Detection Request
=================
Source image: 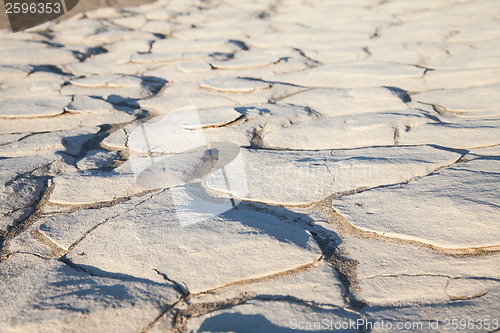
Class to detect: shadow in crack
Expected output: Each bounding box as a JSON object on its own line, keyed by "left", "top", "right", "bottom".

{"left": 59, "top": 257, "right": 173, "bottom": 287}
{"left": 139, "top": 76, "right": 168, "bottom": 96}
{"left": 197, "top": 312, "right": 335, "bottom": 333}
{"left": 48, "top": 282, "right": 131, "bottom": 304}
{"left": 178, "top": 201, "right": 342, "bottom": 253}
{"left": 124, "top": 192, "right": 331, "bottom": 252}
{"left": 33, "top": 258, "right": 178, "bottom": 313}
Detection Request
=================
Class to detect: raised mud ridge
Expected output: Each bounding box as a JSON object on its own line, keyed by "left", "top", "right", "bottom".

{"left": 0, "top": 0, "right": 499, "bottom": 331}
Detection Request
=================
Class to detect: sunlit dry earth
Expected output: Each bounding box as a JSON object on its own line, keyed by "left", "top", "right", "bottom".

{"left": 0, "top": 0, "right": 499, "bottom": 332}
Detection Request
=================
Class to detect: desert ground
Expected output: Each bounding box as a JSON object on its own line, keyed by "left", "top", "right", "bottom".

{"left": 0, "top": 0, "right": 499, "bottom": 332}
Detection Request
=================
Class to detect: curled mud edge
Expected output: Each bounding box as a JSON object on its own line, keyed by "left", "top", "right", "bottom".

{"left": 142, "top": 257, "right": 327, "bottom": 333}
{"left": 0, "top": 179, "right": 55, "bottom": 262}
{"left": 313, "top": 197, "right": 500, "bottom": 257}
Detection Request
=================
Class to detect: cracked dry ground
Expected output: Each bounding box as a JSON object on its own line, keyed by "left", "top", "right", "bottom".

{"left": 1, "top": 0, "right": 499, "bottom": 332}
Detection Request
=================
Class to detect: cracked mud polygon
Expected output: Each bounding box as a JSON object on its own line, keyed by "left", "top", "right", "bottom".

{"left": 0, "top": 0, "right": 499, "bottom": 332}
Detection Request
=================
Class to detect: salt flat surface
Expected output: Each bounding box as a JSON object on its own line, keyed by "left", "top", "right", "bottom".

{"left": 66, "top": 203, "right": 322, "bottom": 294}
{"left": 333, "top": 150, "right": 500, "bottom": 249}
{"left": 0, "top": 0, "right": 499, "bottom": 331}
{"left": 207, "top": 146, "right": 460, "bottom": 205}
{"left": 0, "top": 96, "right": 72, "bottom": 118}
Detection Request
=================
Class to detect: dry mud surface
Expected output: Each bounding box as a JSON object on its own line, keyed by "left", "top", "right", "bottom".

{"left": 0, "top": 0, "right": 499, "bottom": 332}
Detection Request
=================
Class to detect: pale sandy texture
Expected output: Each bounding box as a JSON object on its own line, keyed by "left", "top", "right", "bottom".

{"left": 0, "top": 0, "right": 499, "bottom": 332}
